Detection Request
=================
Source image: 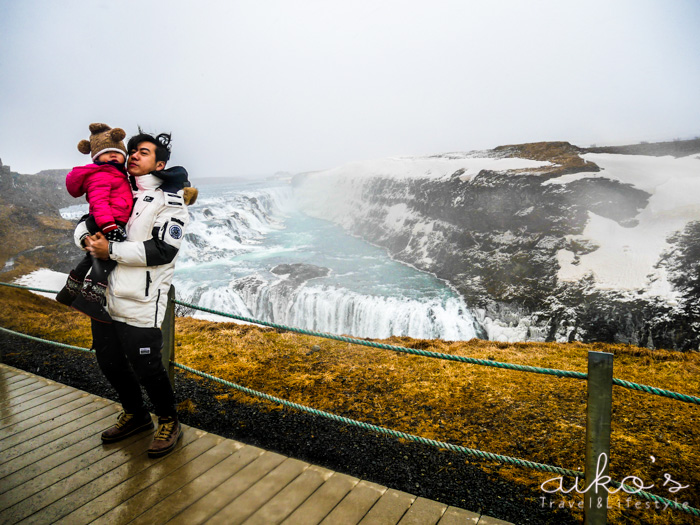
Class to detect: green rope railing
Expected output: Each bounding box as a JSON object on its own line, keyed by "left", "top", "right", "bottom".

{"left": 2, "top": 281, "right": 699, "bottom": 406}
{"left": 0, "top": 325, "right": 94, "bottom": 354}
{"left": 612, "top": 378, "right": 700, "bottom": 405}
{"left": 0, "top": 324, "right": 697, "bottom": 517}
{"left": 609, "top": 480, "right": 698, "bottom": 516}
{"left": 0, "top": 282, "right": 63, "bottom": 295}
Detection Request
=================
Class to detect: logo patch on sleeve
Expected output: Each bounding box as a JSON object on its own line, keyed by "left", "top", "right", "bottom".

{"left": 139, "top": 347, "right": 151, "bottom": 355}
{"left": 169, "top": 224, "right": 183, "bottom": 239}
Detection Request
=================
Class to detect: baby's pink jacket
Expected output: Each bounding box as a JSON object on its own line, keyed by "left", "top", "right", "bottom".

{"left": 66, "top": 164, "right": 133, "bottom": 230}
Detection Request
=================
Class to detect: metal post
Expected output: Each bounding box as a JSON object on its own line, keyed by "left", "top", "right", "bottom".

{"left": 161, "top": 285, "right": 176, "bottom": 388}
{"left": 584, "top": 351, "right": 614, "bottom": 525}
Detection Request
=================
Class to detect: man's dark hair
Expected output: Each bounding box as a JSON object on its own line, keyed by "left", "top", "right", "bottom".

{"left": 127, "top": 128, "right": 172, "bottom": 164}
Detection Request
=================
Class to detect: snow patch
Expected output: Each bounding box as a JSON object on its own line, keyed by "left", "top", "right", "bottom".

{"left": 13, "top": 269, "right": 67, "bottom": 299}
{"left": 555, "top": 153, "right": 700, "bottom": 300}
{"left": 541, "top": 171, "right": 601, "bottom": 185}
{"left": 310, "top": 154, "right": 551, "bottom": 181}
{"left": 384, "top": 203, "right": 409, "bottom": 228}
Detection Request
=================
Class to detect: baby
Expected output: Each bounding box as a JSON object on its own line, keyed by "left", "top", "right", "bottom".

{"left": 56, "top": 123, "right": 134, "bottom": 323}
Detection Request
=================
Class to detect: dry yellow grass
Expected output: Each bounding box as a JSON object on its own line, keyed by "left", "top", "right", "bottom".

{"left": 1, "top": 285, "right": 698, "bottom": 524}
{"left": 494, "top": 141, "right": 598, "bottom": 176}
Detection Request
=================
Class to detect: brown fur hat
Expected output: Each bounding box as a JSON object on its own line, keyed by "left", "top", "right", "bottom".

{"left": 77, "top": 123, "right": 127, "bottom": 161}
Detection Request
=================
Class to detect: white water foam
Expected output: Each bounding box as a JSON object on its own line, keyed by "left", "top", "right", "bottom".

{"left": 231, "top": 278, "right": 480, "bottom": 340}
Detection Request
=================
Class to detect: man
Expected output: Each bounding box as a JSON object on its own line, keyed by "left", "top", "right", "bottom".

{"left": 79, "top": 130, "right": 197, "bottom": 458}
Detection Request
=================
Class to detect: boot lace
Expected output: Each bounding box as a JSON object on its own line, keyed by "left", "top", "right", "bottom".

{"left": 115, "top": 412, "right": 135, "bottom": 429}
{"left": 154, "top": 419, "right": 177, "bottom": 440}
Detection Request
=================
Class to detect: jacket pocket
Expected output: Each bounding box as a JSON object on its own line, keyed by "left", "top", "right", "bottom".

{"left": 110, "top": 265, "right": 152, "bottom": 302}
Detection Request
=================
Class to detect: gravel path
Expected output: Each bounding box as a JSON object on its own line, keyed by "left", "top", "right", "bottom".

{"left": 0, "top": 332, "right": 577, "bottom": 524}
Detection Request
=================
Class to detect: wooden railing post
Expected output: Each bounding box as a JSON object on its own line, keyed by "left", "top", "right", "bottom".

{"left": 584, "top": 351, "right": 614, "bottom": 525}
{"left": 161, "top": 285, "right": 176, "bottom": 388}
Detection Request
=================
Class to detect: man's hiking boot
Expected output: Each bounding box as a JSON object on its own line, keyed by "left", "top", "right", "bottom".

{"left": 101, "top": 411, "right": 154, "bottom": 443}
{"left": 148, "top": 416, "right": 183, "bottom": 458}
{"left": 56, "top": 271, "right": 83, "bottom": 306}
{"left": 72, "top": 279, "right": 112, "bottom": 323}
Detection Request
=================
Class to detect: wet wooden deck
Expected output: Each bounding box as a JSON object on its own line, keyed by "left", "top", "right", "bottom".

{"left": 0, "top": 364, "right": 512, "bottom": 524}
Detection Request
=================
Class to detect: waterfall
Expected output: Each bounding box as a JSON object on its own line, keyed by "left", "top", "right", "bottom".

{"left": 171, "top": 180, "right": 483, "bottom": 340}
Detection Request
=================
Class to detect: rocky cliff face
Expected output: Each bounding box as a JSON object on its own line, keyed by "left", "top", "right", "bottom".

{"left": 293, "top": 141, "right": 700, "bottom": 350}
{"left": 0, "top": 159, "right": 76, "bottom": 276}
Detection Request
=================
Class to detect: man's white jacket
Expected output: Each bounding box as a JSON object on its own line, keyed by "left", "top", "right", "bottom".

{"left": 75, "top": 173, "right": 193, "bottom": 328}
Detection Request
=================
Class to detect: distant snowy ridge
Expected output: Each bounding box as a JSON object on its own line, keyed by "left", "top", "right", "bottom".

{"left": 293, "top": 142, "right": 700, "bottom": 348}
{"left": 307, "top": 153, "right": 552, "bottom": 181}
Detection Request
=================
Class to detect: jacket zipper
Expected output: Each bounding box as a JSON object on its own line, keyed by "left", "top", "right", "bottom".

{"left": 154, "top": 289, "right": 161, "bottom": 327}
{"left": 145, "top": 271, "right": 152, "bottom": 297}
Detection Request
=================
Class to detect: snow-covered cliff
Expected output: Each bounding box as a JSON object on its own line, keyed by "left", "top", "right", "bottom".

{"left": 293, "top": 141, "right": 700, "bottom": 349}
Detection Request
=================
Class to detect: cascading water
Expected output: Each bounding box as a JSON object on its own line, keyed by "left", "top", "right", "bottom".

{"left": 102, "top": 178, "right": 483, "bottom": 340}
{"left": 231, "top": 277, "right": 481, "bottom": 339}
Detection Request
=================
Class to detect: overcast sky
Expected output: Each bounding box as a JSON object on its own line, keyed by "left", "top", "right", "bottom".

{"left": 1, "top": 0, "right": 698, "bottom": 179}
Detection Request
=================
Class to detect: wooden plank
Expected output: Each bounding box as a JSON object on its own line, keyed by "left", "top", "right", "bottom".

{"left": 0, "top": 376, "right": 36, "bottom": 391}
{"left": 0, "top": 407, "right": 122, "bottom": 492}
{"left": 359, "top": 489, "right": 416, "bottom": 525}
{"left": 82, "top": 433, "right": 226, "bottom": 525}
{"left": 0, "top": 390, "right": 85, "bottom": 430}
{"left": 0, "top": 385, "right": 64, "bottom": 411}
{"left": 128, "top": 443, "right": 265, "bottom": 525}
{"left": 0, "top": 384, "right": 61, "bottom": 412}
{"left": 320, "top": 480, "right": 387, "bottom": 525}
{"left": 1, "top": 370, "right": 41, "bottom": 385}
{"left": 207, "top": 457, "right": 310, "bottom": 524}
{"left": 39, "top": 430, "right": 217, "bottom": 525}
{"left": 0, "top": 386, "right": 76, "bottom": 422}
{"left": 0, "top": 367, "right": 51, "bottom": 385}
{"left": 282, "top": 472, "right": 359, "bottom": 525}
{"left": 1, "top": 379, "right": 47, "bottom": 399}
{"left": 0, "top": 397, "right": 105, "bottom": 452}
{"left": 0, "top": 371, "right": 35, "bottom": 384}
{"left": 397, "top": 497, "right": 448, "bottom": 525}
{"left": 0, "top": 431, "right": 155, "bottom": 523}
{"left": 167, "top": 450, "right": 287, "bottom": 525}
{"left": 0, "top": 399, "right": 115, "bottom": 465}
{"left": 241, "top": 464, "right": 334, "bottom": 525}
{"left": 437, "top": 506, "right": 480, "bottom": 524}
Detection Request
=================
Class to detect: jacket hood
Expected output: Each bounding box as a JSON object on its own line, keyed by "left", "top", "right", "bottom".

{"left": 153, "top": 166, "right": 190, "bottom": 193}
{"left": 128, "top": 166, "right": 197, "bottom": 204}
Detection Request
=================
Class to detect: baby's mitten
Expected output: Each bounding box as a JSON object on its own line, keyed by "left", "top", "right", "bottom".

{"left": 102, "top": 223, "right": 127, "bottom": 242}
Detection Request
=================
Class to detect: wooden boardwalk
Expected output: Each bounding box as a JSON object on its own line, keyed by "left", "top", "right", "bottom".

{"left": 0, "top": 364, "right": 512, "bottom": 524}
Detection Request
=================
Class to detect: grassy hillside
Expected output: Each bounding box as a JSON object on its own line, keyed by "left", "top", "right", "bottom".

{"left": 0, "top": 167, "right": 77, "bottom": 278}
{"left": 1, "top": 284, "right": 698, "bottom": 524}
